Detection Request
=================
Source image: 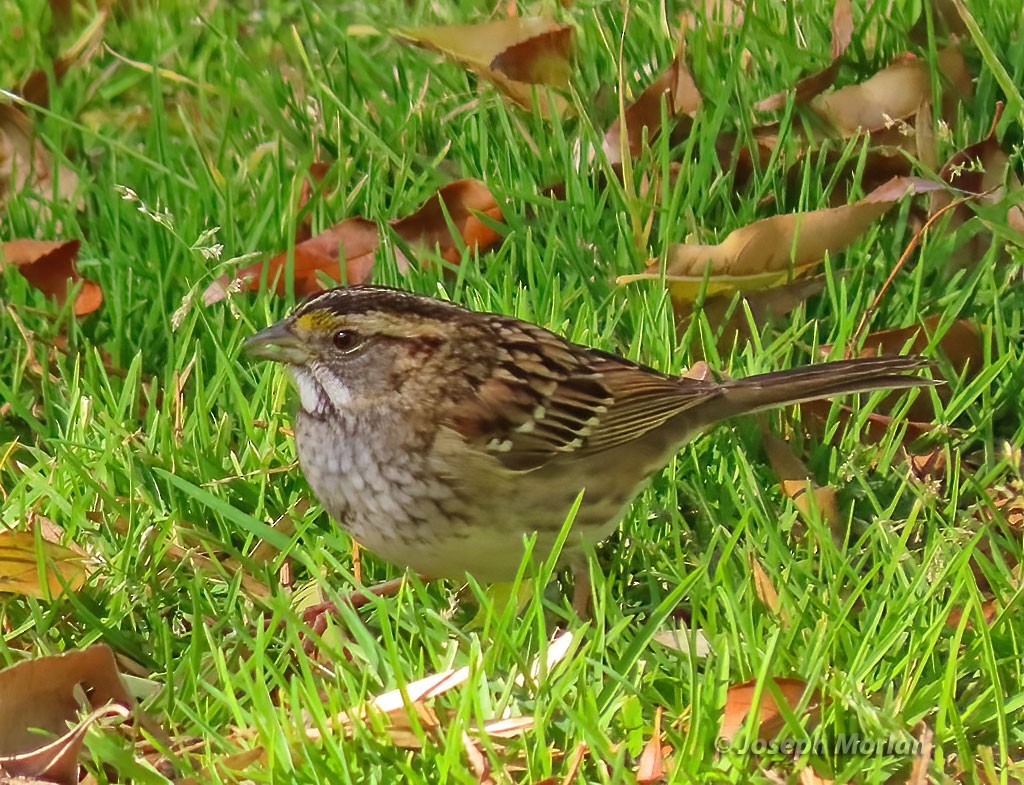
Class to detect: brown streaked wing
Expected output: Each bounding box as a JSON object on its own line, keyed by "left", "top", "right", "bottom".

{"left": 576, "top": 358, "right": 723, "bottom": 453}
{"left": 449, "top": 319, "right": 723, "bottom": 471}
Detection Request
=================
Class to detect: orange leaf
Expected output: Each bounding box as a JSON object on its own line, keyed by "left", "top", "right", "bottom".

{"left": 206, "top": 179, "right": 503, "bottom": 303}
{"left": 718, "top": 677, "right": 816, "bottom": 741}
{"left": 762, "top": 432, "right": 842, "bottom": 533}
{"left": 0, "top": 529, "right": 89, "bottom": 599}
{"left": 1, "top": 239, "right": 102, "bottom": 315}
{"left": 392, "top": 179, "right": 504, "bottom": 269}
{"left": 636, "top": 706, "right": 667, "bottom": 783}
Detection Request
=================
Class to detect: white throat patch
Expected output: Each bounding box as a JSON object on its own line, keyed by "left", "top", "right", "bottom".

{"left": 291, "top": 364, "right": 353, "bottom": 414}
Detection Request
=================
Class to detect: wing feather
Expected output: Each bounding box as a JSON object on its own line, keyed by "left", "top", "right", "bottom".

{"left": 448, "top": 319, "right": 723, "bottom": 471}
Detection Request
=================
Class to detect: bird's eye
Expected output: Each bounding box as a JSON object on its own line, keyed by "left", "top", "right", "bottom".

{"left": 332, "top": 329, "right": 362, "bottom": 353}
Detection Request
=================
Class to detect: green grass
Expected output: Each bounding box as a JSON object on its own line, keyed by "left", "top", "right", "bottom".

{"left": 2, "top": 0, "right": 1023, "bottom": 782}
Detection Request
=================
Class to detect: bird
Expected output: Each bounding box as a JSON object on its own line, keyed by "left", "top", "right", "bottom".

{"left": 245, "top": 284, "right": 935, "bottom": 612}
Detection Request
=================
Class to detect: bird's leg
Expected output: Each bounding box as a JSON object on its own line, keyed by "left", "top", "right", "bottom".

{"left": 570, "top": 557, "right": 592, "bottom": 619}
{"left": 300, "top": 575, "right": 411, "bottom": 633}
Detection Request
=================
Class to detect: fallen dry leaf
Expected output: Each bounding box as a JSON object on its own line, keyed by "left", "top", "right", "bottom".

{"left": 0, "top": 528, "right": 90, "bottom": 599}
{"left": 309, "top": 665, "right": 470, "bottom": 742}
{"left": 603, "top": 47, "right": 702, "bottom": 167}
{"left": 762, "top": 432, "right": 842, "bottom": 534}
{"left": 684, "top": 276, "right": 827, "bottom": 357}
{"left": 811, "top": 46, "right": 971, "bottom": 137}
{"left": 391, "top": 178, "right": 505, "bottom": 271}
{"left": 0, "top": 644, "right": 167, "bottom": 775}
{"left": 463, "top": 732, "right": 498, "bottom": 785}
{"left": 829, "top": 315, "right": 984, "bottom": 376}
{"left": 1, "top": 239, "right": 103, "bottom": 315}
{"left": 206, "top": 179, "right": 503, "bottom": 303}
{"left": 931, "top": 104, "right": 1024, "bottom": 266}
{"left": 718, "top": 677, "right": 817, "bottom": 742}
{"left": 0, "top": 704, "right": 129, "bottom": 785}
{"left": 636, "top": 706, "right": 666, "bottom": 783}
{"left": 395, "top": 17, "right": 573, "bottom": 115}
{"left": 620, "top": 176, "right": 939, "bottom": 303}
{"left": 1, "top": 103, "right": 81, "bottom": 212}
{"left": 19, "top": 12, "right": 108, "bottom": 108}
{"left": 754, "top": 0, "right": 853, "bottom": 112}
{"left": 651, "top": 624, "right": 712, "bottom": 658}
{"left": 798, "top": 765, "right": 836, "bottom": 784}
{"left": 945, "top": 598, "right": 999, "bottom": 630}
{"left": 746, "top": 546, "right": 792, "bottom": 626}
{"left": 801, "top": 397, "right": 942, "bottom": 453}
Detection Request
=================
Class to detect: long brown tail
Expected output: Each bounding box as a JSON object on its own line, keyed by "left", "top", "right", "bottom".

{"left": 702, "top": 355, "right": 937, "bottom": 424}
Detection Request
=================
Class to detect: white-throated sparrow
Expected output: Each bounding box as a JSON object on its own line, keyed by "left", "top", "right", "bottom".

{"left": 246, "top": 285, "right": 934, "bottom": 606}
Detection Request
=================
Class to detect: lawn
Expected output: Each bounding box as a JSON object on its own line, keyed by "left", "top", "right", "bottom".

{"left": 1, "top": 0, "right": 1022, "bottom": 782}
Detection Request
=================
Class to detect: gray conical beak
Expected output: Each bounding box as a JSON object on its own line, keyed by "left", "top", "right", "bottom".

{"left": 243, "top": 321, "right": 313, "bottom": 364}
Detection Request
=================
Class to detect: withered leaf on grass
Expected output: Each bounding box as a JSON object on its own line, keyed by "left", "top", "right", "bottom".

{"left": 0, "top": 645, "right": 167, "bottom": 782}
{"left": 931, "top": 104, "right": 1024, "bottom": 265}
{"left": 0, "top": 705, "right": 129, "bottom": 785}
{"left": 754, "top": 0, "right": 853, "bottom": 112}
{"left": 800, "top": 398, "right": 940, "bottom": 452}
{"left": 395, "top": 17, "right": 573, "bottom": 115}
{"left": 684, "top": 276, "right": 826, "bottom": 357}
{"left": 1, "top": 239, "right": 103, "bottom": 316}
{"left": 635, "top": 706, "right": 666, "bottom": 784}
{"left": 0, "top": 103, "right": 80, "bottom": 208}
{"left": 0, "top": 529, "right": 90, "bottom": 599}
{"left": 762, "top": 432, "right": 841, "bottom": 532}
{"left": 747, "top": 547, "right": 791, "bottom": 626}
{"left": 620, "top": 176, "right": 939, "bottom": 304}
{"left": 19, "top": 11, "right": 108, "bottom": 108}
{"left": 602, "top": 48, "right": 702, "bottom": 166}
{"left": 811, "top": 46, "right": 971, "bottom": 137}
{"left": 718, "top": 677, "right": 818, "bottom": 742}
{"left": 205, "top": 179, "right": 503, "bottom": 303}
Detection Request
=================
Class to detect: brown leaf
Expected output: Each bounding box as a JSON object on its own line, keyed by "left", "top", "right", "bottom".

{"left": 801, "top": 399, "right": 939, "bottom": 450}
{"left": 620, "top": 176, "right": 939, "bottom": 303}
{"left": 747, "top": 549, "right": 790, "bottom": 625}
{"left": 684, "top": 276, "right": 826, "bottom": 357}
{"left": 798, "top": 766, "right": 835, "bottom": 785}
{"left": 762, "top": 431, "right": 842, "bottom": 541}
{"left": 832, "top": 316, "right": 984, "bottom": 374}
{"left": 463, "top": 732, "right": 497, "bottom": 785}
{"left": 19, "top": 12, "right": 108, "bottom": 108}
{"left": 0, "top": 705, "right": 129, "bottom": 785}
{"left": 392, "top": 179, "right": 504, "bottom": 270}
{"left": 825, "top": 315, "right": 982, "bottom": 422}
{"left": 811, "top": 46, "right": 971, "bottom": 136}
{"left": 206, "top": 179, "right": 503, "bottom": 304}
{"left": 2, "top": 239, "right": 103, "bottom": 315}
{"left": 636, "top": 706, "right": 666, "bottom": 783}
{"left": 1, "top": 103, "right": 81, "bottom": 212}
{"left": 718, "top": 677, "right": 817, "bottom": 741}
{"left": 754, "top": 0, "right": 853, "bottom": 112}
{"left": 603, "top": 48, "right": 701, "bottom": 166}
{"left": 945, "top": 599, "right": 999, "bottom": 630}
{"left": 907, "top": 725, "right": 934, "bottom": 785}
{"left": 0, "top": 529, "right": 89, "bottom": 599}
{"left": 489, "top": 26, "right": 573, "bottom": 87}
{"left": 0, "top": 645, "right": 166, "bottom": 770}
{"left": 395, "top": 18, "right": 573, "bottom": 114}
{"left": 931, "top": 104, "right": 1022, "bottom": 266}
